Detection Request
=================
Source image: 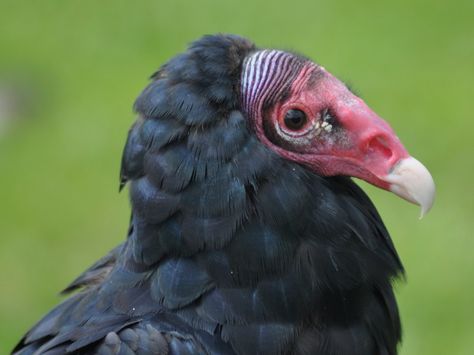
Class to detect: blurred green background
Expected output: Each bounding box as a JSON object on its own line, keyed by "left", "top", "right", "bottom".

{"left": 0, "top": 0, "right": 473, "bottom": 353}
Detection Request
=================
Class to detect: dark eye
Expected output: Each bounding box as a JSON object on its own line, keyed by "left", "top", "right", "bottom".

{"left": 284, "top": 109, "right": 307, "bottom": 130}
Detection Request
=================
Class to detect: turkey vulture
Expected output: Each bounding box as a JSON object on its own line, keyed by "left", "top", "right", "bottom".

{"left": 14, "top": 34, "right": 435, "bottom": 355}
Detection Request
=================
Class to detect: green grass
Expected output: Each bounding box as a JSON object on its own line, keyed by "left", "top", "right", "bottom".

{"left": 0, "top": 0, "right": 473, "bottom": 353}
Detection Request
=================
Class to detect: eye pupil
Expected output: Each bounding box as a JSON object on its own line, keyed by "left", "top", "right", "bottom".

{"left": 284, "top": 109, "right": 307, "bottom": 130}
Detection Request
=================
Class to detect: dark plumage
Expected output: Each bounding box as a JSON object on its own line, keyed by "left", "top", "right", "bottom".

{"left": 14, "top": 34, "right": 435, "bottom": 355}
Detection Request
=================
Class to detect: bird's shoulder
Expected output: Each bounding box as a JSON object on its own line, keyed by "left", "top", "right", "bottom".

{"left": 13, "top": 248, "right": 234, "bottom": 355}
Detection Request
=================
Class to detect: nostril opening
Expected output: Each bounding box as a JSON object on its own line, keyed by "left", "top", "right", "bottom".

{"left": 367, "top": 135, "right": 393, "bottom": 159}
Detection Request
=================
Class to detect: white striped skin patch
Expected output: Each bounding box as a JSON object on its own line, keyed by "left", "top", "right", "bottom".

{"left": 240, "top": 50, "right": 312, "bottom": 121}
{"left": 240, "top": 50, "right": 347, "bottom": 156}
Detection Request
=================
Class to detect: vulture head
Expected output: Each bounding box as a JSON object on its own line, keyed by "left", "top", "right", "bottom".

{"left": 132, "top": 34, "right": 435, "bottom": 217}
{"left": 241, "top": 50, "right": 435, "bottom": 216}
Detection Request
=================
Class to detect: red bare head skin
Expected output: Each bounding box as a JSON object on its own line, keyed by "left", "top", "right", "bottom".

{"left": 259, "top": 64, "right": 409, "bottom": 190}
{"left": 245, "top": 58, "right": 435, "bottom": 216}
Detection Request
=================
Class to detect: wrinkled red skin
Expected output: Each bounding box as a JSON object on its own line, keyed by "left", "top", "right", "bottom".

{"left": 255, "top": 63, "right": 410, "bottom": 190}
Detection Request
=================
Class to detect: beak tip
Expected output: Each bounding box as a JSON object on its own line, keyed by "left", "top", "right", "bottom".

{"left": 418, "top": 181, "right": 435, "bottom": 219}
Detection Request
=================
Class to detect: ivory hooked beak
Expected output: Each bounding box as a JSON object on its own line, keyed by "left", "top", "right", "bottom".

{"left": 385, "top": 157, "right": 435, "bottom": 218}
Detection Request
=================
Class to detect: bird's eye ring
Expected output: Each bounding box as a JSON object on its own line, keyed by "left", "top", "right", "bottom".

{"left": 283, "top": 109, "right": 307, "bottom": 131}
